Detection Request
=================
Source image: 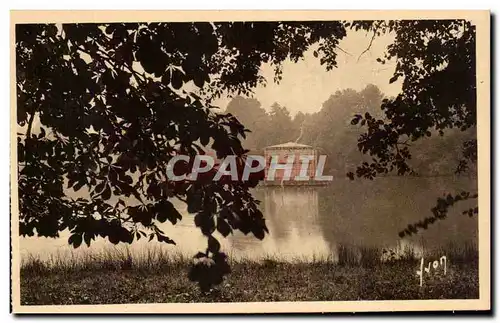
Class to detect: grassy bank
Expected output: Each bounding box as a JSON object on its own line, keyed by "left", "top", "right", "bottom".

{"left": 20, "top": 244, "right": 479, "bottom": 305}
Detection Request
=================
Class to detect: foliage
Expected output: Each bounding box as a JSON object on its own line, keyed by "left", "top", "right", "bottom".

{"left": 345, "top": 20, "right": 478, "bottom": 236}
{"left": 16, "top": 21, "right": 347, "bottom": 290}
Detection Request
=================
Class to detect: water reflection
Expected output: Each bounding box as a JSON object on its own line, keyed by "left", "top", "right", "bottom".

{"left": 20, "top": 176, "right": 478, "bottom": 262}
{"left": 232, "top": 187, "right": 331, "bottom": 260}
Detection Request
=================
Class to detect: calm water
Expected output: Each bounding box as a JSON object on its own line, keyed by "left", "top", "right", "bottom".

{"left": 20, "top": 176, "right": 478, "bottom": 262}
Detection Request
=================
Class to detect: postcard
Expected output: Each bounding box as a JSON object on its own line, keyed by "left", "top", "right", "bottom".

{"left": 10, "top": 10, "right": 490, "bottom": 314}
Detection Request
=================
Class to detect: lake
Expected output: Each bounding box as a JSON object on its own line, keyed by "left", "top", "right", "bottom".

{"left": 19, "top": 176, "right": 478, "bottom": 262}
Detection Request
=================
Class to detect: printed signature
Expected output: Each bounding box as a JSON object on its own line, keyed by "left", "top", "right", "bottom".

{"left": 416, "top": 256, "right": 447, "bottom": 287}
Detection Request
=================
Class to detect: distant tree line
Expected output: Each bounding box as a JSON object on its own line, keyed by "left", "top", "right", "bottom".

{"left": 225, "top": 84, "right": 476, "bottom": 177}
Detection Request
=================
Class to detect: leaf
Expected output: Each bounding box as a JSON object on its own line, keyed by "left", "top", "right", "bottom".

{"left": 83, "top": 233, "right": 92, "bottom": 247}
{"left": 216, "top": 218, "right": 231, "bottom": 237}
{"left": 68, "top": 233, "right": 82, "bottom": 248}
{"left": 187, "top": 192, "right": 203, "bottom": 213}
{"left": 95, "top": 182, "right": 106, "bottom": 195}
{"left": 193, "top": 69, "right": 206, "bottom": 88}
{"left": 102, "top": 184, "right": 112, "bottom": 200}
{"left": 157, "top": 234, "right": 176, "bottom": 245}
{"left": 170, "top": 69, "right": 184, "bottom": 90}
{"left": 207, "top": 235, "right": 221, "bottom": 253}
{"left": 251, "top": 226, "right": 265, "bottom": 240}
{"left": 200, "top": 134, "right": 209, "bottom": 146}
{"left": 194, "top": 252, "right": 206, "bottom": 259}
{"left": 195, "top": 211, "right": 215, "bottom": 236}
{"left": 73, "top": 180, "right": 85, "bottom": 192}
{"left": 157, "top": 212, "right": 168, "bottom": 223}
{"left": 38, "top": 127, "right": 46, "bottom": 139}
{"left": 67, "top": 177, "right": 76, "bottom": 189}
{"left": 109, "top": 233, "right": 120, "bottom": 245}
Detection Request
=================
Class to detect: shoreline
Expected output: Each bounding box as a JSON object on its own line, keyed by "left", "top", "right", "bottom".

{"left": 20, "top": 245, "right": 479, "bottom": 305}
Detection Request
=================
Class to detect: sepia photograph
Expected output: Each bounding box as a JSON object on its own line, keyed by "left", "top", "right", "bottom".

{"left": 10, "top": 10, "right": 490, "bottom": 314}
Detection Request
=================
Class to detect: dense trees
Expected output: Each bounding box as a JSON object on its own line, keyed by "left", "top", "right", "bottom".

{"left": 347, "top": 20, "right": 478, "bottom": 237}
{"left": 224, "top": 98, "right": 306, "bottom": 149}
{"left": 16, "top": 19, "right": 477, "bottom": 290}
{"left": 224, "top": 96, "right": 271, "bottom": 149}
{"left": 225, "top": 83, "right": 475, "bottom": 178}
{"left": 302, "top": 85, "right": 386, "bottom": 176}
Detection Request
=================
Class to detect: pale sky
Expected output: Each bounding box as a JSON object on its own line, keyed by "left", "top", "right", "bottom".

{"left": 213, "top": 29, "right": 403, "bottom": 116}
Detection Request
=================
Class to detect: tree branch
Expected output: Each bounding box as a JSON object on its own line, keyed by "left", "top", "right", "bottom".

{"left": 25, "top": 112, "right": 35, "bottom": 139}
{"left": 336, "top": 46, "right": 352, "bottom": 56}
{"left": 357, "top": 29, "right": 377, "bottom": 62}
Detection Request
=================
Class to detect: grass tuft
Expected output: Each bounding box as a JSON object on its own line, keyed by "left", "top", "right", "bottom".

{"left": 20, "top": 242, "right": 479, "bottom": 305}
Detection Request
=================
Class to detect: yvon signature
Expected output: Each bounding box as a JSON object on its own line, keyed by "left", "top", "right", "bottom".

{"left": 416, "top": 256, "right": 447, "bottom": 287}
